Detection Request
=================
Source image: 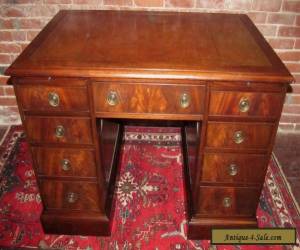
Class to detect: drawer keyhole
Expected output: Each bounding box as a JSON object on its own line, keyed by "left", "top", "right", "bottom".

{"left": 66, "top": 192, "right": 78, "bottom": 203}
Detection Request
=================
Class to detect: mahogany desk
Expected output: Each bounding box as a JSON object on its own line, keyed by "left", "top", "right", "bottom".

{"left": 5, "top": 10, "right": 293, "bottom": 239}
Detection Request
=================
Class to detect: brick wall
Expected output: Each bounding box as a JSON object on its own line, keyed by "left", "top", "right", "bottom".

{"left": 0, "top": 0, "right": 299, "bottom": 131}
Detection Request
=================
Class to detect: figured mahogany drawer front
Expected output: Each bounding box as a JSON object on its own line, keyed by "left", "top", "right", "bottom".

{"left": 209, "top": 91, "right": 283, "bottom": 118}
{"left": 201, "top": 153, "right": 268, "bottom": 184}
{"left": 92, "top": 83, "right": 205, "bottom": 116}
{"left": 206, "top": 122, "right": 274, "bottom": 149}
{"left": 32, "top": 147, "right": 97, "bottom": 177}
{"left": 196, "top": 186, "right": 260, "bottom": 217}
{"left": 16, "top": 85, "right": 89, "bottom": 112}
{"left": 25, "top": 116, "right": 93, "bottom": 145}
{"left": 40, "top": 180, "right": 101, "bottom": 211}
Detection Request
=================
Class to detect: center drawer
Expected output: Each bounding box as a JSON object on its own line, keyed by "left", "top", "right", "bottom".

{"left": 92, "top": 82, "right": 205, "bottom": 117}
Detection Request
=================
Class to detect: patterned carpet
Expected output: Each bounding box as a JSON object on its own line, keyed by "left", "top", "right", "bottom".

{"left": 0, "top": 126, "right": 299, "bottom": 250}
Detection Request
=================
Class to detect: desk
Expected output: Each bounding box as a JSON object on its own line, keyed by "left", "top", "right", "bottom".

{"left": 5, "top": 10, "right": 293, "bottom": 239}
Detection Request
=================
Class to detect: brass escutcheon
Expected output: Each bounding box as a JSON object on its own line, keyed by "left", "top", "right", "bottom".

{"left": 55, "top": 125, "right": 65, "bottom": 138}
{"left": 228, "top": 163, "right": 238, "bottom": 176}
{"left": 233, "top": 130, "right": 245, "bottom": 144}
{"left": 66, "top": 192, "right": 78, "bottom": 203}
{"left": 61, "top": 159, "right": 71, "bottom": 171}
{"left": 180, "top": 93, "right": 190, "bottom": 108}
{"left": 223, "top": 197, "right": 232, "bottom": 208}
{"left": 48, "top": 92, "right": 60, "bottom": 107}
{"left": 107, "top": 91, "right": 119, "bottom": 106}
{"left": 239, "top": 97, "right": 250, "bottom": 113}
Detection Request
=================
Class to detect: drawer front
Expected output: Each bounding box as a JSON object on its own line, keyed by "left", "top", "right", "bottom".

{"left": 16, "top": 85, "right": 89, "bottom": 112}
{"left": 32, "top": 147, "right": 97, "bottom": 177}
{"left": 196, "top": 186, "right": 260, "bottom": 217}
{"left": 201, "top": 153, "right": 268, "bottom": 184}
{"left": 40, "top": 180, "right": 101, "bottom": 212}
{"left": 206, "top": 122, "right": 274, "bottom": 149}
{"left": 25, "top": 116, "right": 93, "bottom": 144}
{"left": 92, "top": 83, "right": 205, "bottom": 116}
{"left": 209, "top": 91, "right": 283, "bottom": 118}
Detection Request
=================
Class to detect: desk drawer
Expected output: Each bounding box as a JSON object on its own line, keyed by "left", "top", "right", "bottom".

{"left": 196, "top": 186, "right": 260, "bottom": 217}
{"left": 25, "top": 116, "right": 93, "bottom": 145}
{"left": 209, "top": 91, "right": 283, "bottom": 118}
{"left": 201, "top": 153, "right": 268, "bottom": 184}
{"left": 92, "top": 83, "right": 205, "bottom": 116}
{"left": 32, "top": 147, "right": 97, "bottom": 177}
{"left": 206, "top": 122, "right": 274, "bottom": 150}
{"left": 16, "top": 85, "right": 89, "bottom": 112}
{"left": 40, "top": 180, "right": 101, "bottom": 212}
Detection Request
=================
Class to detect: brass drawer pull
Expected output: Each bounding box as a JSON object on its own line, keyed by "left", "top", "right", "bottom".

{"left": 233, "top": 130, "right": 245, "bottom": 144}
{"left": 55, "top": 125, "right": 65, "bottom": 138}
{"left": 180, "top": 93, "right": 190, "bottom": 108}
{"left": 48, "top": 92, "right": 60, "bottom": 107}
{"left": 107, "top": 91, "right": 119, "bottom": 106}
{"left": 228, "top": 163, "right": 238, "bottom": 176}
{"left": 66, "top": 192, "right": 78, "bottom": 203}
{"left": 239, "top": 97, "right": 250, "bottom": 113}
{"left": 61, "top": 159, "right": 71, "bottom": 171}
{"left": 223, "top": 197, "right": 232, "bottom": 208}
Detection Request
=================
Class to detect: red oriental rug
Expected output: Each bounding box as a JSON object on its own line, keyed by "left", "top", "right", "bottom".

{"left": 0, "top": 125, "right": 299, "bottom": 250}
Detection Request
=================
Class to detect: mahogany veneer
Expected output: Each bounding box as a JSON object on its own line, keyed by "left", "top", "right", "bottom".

{"left": 5, "top": 10, "right": 293, "bottom": 239}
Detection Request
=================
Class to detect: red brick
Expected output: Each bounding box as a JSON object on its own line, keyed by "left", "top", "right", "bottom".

{"left": 0, "top": 44, "right": 22, "bottom": 54}
{"left": 0, "top": 87, "right": 4, "bottom": 96}
{"left": 166, "top": 0, "right": 194, "bottom": 7}
{"left": 72, "top": 0, "right": 99, "bottom": 3}
{"left": 293, "top": 74, "right": 300, "bottom": 83}
{"left": 22, "top": 5, "right": 58, "bottom": 17}
{"left": 295, "top": 39, "right": 300, "bottom": 49}
{"left": 0, "top": 97, "right": 17, "bottom": 106}
{"left": 283, "top": 104, "right": 300, "bottom": 114}
{"left": 278, "top": 26, "right": 300, "bottom": 37}
{"left": 226, "top": 0, "right": 252, "bottom": 10}
{"left": 0, "top": 54, "right": 12, "bottom": 64}
{"left": 252, "top": 0, "right": 282, "bottom": 12}
{"left": 286, "top": 63, "right": 300, "bottom": 73}
{"left": 278, "top": 51, "right": 300, "bottom": 61}
{"left": 267, "top": 13, "right": 295, "bottom": 25}
{"left": 256, "top": 24, "right": 278, "bottom": 37}
{"left": 103, "top": 0, "right": 133, "bottom": 6}
{"left": 135, "top": 0, "right": 164, "bottom": 7}
{"left": 26, "top": 31, "right": 40, "bottom": 41}
{"left": 0, "top": 76, "right": 9, "bottom": 85}
{"left": 4, "top": 86, "right": 15, "bottom": 96}
{"left": 0, "top": 31, "right": 26, "bottom": 42}
{"left": 2, "top": 7, "right": 25, "bottom": 17}
{"left": 0, "top": 19, "right": 15, "bottom": 29}
{"left": 44, "top": 0, "right": 72, "bottom": 3}
{"left": 278, "top": 123, "right": 295, "bottom": 131}
{"left": 268, "top": 38, "right": 295, "bottom": 49}
{"left": 287, "top": 94, "right": 300, "bottom": 105}
{"left": 196, "top": 0, "right": 225, "bottom": 8}
{"left": 283, "top": 0, "right": 300, "bottom": 12}
{"left": 280, "top": 113, "right": 300, "bottom": 123}
{"left": 247, "top": 12, "right": 267, "bottom": 24}
{"left": 15, "top": 19, "right": 46, "bottom": 29}
{"left": 291, "top": 84, "right": 300, "bottom": 93}
{"left": 297, "top": 16, "right": 300, "bottom": 26}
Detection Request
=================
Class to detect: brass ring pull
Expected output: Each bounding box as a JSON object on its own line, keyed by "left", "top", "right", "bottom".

{"left": 61, "top": 159, "right": 71, "bottom": 171}
{"left": 239, "top": 97, "right": 250, "bottom": 113}
{"left": 233, "top": 130, "right": 245, "bottom": 144}
{"left": 66, "top": 192, "right": 78, "bottom": 203}
{"left": 55, "top": 125, "right": 65, "bottom": 138}
{"left": 107, "top": 91, "right": 119, "bottom": 106}
{"left": 228, "top": 163, "right": 238, "bottom": 176}
{"left": 180, "top": 93, "right": 190, "bottom": 108}
{"left": 48, "top": 92, "right": 60, "bottom": 107}
{"left": 223, "top": 197, "right": 232, "bottom": 208}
